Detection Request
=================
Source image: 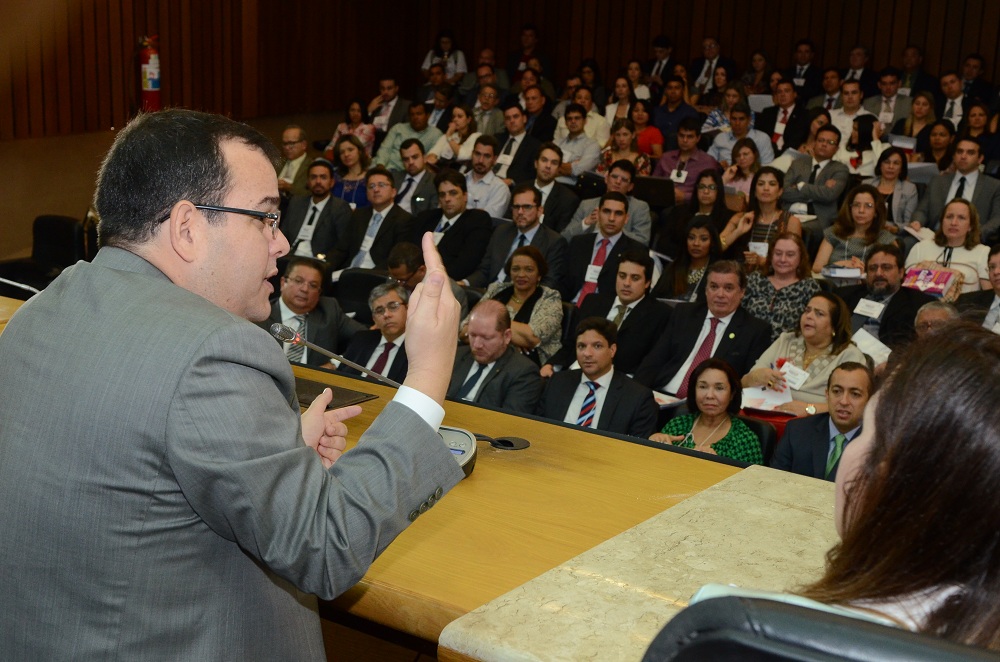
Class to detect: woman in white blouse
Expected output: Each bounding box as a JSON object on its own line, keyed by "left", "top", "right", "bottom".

{"left": 426, "top": 105, "right": 480, "bottom": 167}
{"left": 905, "top": 199, "right": 990, "bottom": 295}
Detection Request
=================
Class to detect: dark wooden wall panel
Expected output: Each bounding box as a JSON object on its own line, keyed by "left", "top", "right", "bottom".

{"left": 2, "top": 0, "right": 999, "bottom": 142}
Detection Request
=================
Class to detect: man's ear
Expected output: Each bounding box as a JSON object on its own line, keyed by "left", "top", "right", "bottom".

{"left": 165, "top": 200, "right": 203, "bottom": 264}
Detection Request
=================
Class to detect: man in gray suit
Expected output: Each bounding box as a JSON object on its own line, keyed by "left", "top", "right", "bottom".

{"left": 0, "top": 109, "right": 464, "bottom": 659}
{"left": 393, "top": 138, "right": 439, "bottom": 216}
{"left": 911, "top": 138, "right": 1000, "bottom": 243}
{"left": 564, "top": 159, "right": 652, "bottom": 245}
{"left": 448, "top": 300, "right": 542, "bottom": 414}
{"left": 862, "top": 68, "right": 912, "bottom": 132}
{"left": 781, "top": 124, "right": 850, "bottom": 228}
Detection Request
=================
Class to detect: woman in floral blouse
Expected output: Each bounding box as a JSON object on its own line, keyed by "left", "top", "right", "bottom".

{"left": 743, "top": 232, "right": 821, "bottom": 340}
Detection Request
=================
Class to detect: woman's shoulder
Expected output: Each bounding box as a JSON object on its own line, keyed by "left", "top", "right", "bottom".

{"left": 538, "top": 286, "right": 562, "bottom": 302}
{"left": 839, "top": 343, "right": 867, "bottom": 362}
{"left": 484, "top": 281, "right": 510, "bottom": 298}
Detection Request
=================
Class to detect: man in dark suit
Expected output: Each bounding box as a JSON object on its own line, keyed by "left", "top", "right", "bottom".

{"left": 782, "top": 38, "right": 822, "bottom": 101}
{"left": 937, "top": 71, "right": 975, "bottom": 129}
{"left": 393, "top": 139, "right": 439, "bottom": 216}
{"left": 841, "top": 45, "right": 879, "bottom": 99}
{"left": 531, "top": 142, "right": 579, "bottom": 233}
{"left": 899, "top": 45, "right": 939, "bottom": 99}
{"left": 327, "top": 166, "right": 413, "bottom": 271}
{"left": 280, "top": 159, "right": 353, "bottom": 262}
{"left": 781, "top": 125, "right": 851, "bottom": 228}
{"left": 644, "top": 34, "right": 675, "bottom": 102}
{"left": 415, "top": 63, "right": 446, "bottom": 105}
{"left": 688, "top": 36, "right": 738, "bottom": 99}
{"left": 448, "top": 300, "right": 542, "bottom": 414}
{"left": 464, "top": 182, "right": 567, "bottom": 289}
{"left": 428, "top": 84, "right": 456, "bottom": 133}
{"left": 493, "top": 101, "right": 542, "bottom": 186}
{"left": 756, "top": 79, "right": 811, "bottom": 156}
{"left": 368, "top": 76, "right": 411, "bottom": 137}
{"left": 911, "top": 138, "right": 1000, "bottom": 242}
{"left": 960, "top": 54, "right": 994, "bottom": 105}
{"left": 561, "top": 192, "right": 646, "bottom": 304}
{"left": 412, "top": 169, "right": 493, "bottom": 281}
{"left": 634, "top": 261, "right": 772, "bottom": 394}
{"left": 836, "top": 244, "right": 933, "bottom": 349}
{"left": 807, "top": 68, "right": 844, "bottom": 110}
{"left": 340, "top": 282, "right": 409, "bottom": 384}
{"left": 536, "top": 317, "right": 658, "bottom": 438}
{"left": 543, "top": 250, "right": 670, "bottom": 377}
{"left": 523, "top": 85, "right": 556, "bottom": 142}
{"left": 259, "top": 257, "right": 364, "bottom": 367}
{"left": 772, "top": 362, "right": 874, "bottom": 481}
{"left": 956, "top": 243, "right": 1000, "bottom": 328}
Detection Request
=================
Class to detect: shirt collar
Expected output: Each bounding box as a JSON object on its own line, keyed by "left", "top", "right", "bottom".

{"left": 828, "top": 417, "right": 862, "bottom": 441}
{"left": 580, "top": 365, "right": 615, "bottom": 388}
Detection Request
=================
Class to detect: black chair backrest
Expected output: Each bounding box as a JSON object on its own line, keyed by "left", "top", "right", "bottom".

{"left": 632, "top": 175, "right": 676, "bottom": 209}
{"left": 737, "top": 415, "right": 778, "bottom": 466}
{"left": 643, "top": 596, "right": 996, "bottom": 662}
{"left": 32, "top": 215, "right": 86, "bottom": 270}
{"left": 337, "top": 268, "right": 391, "bottom": 326}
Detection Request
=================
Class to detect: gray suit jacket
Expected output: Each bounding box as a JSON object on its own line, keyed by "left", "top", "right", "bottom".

{"left": 447, "top": 345, "right": 542, "bottom": 414}
{"left": 565, "top": 196, "right": 652, "bottom": 245}
{"left": 781, "top": 156, "right": 851, "bottom": 227}
{"left": 259, "top": 297, "right": 365, "bottom": 367}
{"left": 282, "top": 193, "right": 353, "bottom": 259}
{"left": 862, "top": 95, "right": 912, "bottom": 126}
{"left": 911, "top": 172, "right": 1000, "bottom": 242}
{"left": 466, "top": 222, "right": 568, "bottom": 289}
{"left": 393, "top": 169, "right": 439, "bottom": 216}
{"left": 0, "top": 246, "right": 462, "bottom": 660}
{"left": 863, "top": 177, "right": 918, "bottom": 224}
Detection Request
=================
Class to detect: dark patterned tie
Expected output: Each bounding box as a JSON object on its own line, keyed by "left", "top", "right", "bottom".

{"left": 576, "top": 381, "right": 600, "bottom": 427}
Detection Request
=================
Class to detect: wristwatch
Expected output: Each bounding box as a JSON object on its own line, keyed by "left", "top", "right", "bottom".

{"left": 805, "top": 405, "right": 817, "bottom": 415}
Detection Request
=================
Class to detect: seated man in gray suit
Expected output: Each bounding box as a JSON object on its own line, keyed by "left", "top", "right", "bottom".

{"left": 862, "top": 67, "right": 912, "bottom": 132}
{"left": 339, "top": 282, "right": 410, "bottom": 384}
{"left": 327, "top": 166, "right": 414, "bottom": 271}
{"left": 781, "top": 124, "right": 850, "bottom": 228}
{"left": 911, "top": 138, "right": 1000, "bottom": 243}
{"left": 448, "top": 300, "right": 542, "bottom": 414}
{"left": 536, "top": 317, "right": 659, "bottom": 438}
{"left": 564, "top": 159, "right": 652, "bottom": 245}
{"left": 463, "top": 182, "right": 567, "bottom": 289}
{"left": 393, "top": 139, "right": 439, "bottom": 216}
{"left": 281, "top": 158, "right": 352, "bottom": 260}
{"left": 771, "top": 362, "right": 874, "bottom": 481}
{"left": 0, "top": 109, "right": 463, "bottom": 658}
{"left": 259, "top": 257, "right": 364, "bottom": 367}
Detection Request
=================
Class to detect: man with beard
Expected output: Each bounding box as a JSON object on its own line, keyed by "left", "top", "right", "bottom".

{"left": 464, "top": 135, "right": 511, "bottom": 218}
{"left": 280, "top": 158, "right": 352, "bottom": 261}
{"left": 836, "top": 243, "right": 933, "bottom": 348}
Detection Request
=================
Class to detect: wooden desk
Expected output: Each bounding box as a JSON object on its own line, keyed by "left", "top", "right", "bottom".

{"left": 0, "top": 296, "right": 23, "bottom": 334}
{"left": 295, "top": 366, "right": 741, "bottom": 645}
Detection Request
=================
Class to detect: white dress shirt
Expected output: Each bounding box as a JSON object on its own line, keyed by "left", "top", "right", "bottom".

{"left": 663, "top": 310, "right": 735, "bottom": 394}
{"left": 563, "top": 367, "right": 615, "bottom": 428}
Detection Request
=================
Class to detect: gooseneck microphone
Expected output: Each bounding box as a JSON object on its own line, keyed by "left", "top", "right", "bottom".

{"left": 269, "top": 323, "right": 402, "bottom": 388}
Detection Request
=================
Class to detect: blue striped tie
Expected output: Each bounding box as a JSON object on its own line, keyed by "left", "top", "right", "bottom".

{"left": 576, "top": 381, "right": 600, "bottom": 427}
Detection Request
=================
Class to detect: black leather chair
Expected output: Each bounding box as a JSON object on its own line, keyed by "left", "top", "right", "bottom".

{"left": 336, "top": 268, "right": 391, "bottom": 326}
{"left": 0, "top": 215, "right": 89, "bottom": 299}
{"left": 643, "top": 596, "right": 996, "bottom": 661}
{"left": 737, "top": 415, "right": 778, "bottom": 466}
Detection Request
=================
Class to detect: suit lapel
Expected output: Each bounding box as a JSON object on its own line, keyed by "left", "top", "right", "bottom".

{"left": 597, "top": 373, "right": 623, "bottom": 429}
{"left": 811, "top": 415, "right": 831, "bottom": 478}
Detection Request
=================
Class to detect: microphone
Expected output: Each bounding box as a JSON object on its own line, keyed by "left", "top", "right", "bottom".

{"left": 269, "top": 323, "right": 402, "bottom": 388}
{"left": 0, "top": 277, "right": 41, "bottom": 296}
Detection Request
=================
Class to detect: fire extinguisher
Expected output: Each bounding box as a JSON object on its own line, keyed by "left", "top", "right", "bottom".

{"left": 139, "top": 36, "right": 161, "bottom": 112}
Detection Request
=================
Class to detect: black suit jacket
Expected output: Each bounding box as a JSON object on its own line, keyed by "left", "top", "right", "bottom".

{"left": 281, "top": 194, "right": 353, "bottom": 259}
{"left": 841, "top": 68, "right": 879, "bottom": 98}
{"left": 328, "top": 204, "right": 414, "bottom": 270}
{"left": 547, "top": 293, "right": 672, "bottom": 375}
{"left": 836, "top": 284, "right": 934, "bottom": 349}
{"left": 466, "top": 222, "right": 568, "bottom": 289}
{"left": 781, "top": 64, "right": 822, "bottom": 101}
{"left": 412, "top": 208, "right": 493, "bottom": 281}
{"left": 447, "top": 346, "right": 542, "bottom": 415}
{"left": 755, "top": 103, "right": 811, "bottom": 155}
{"left": 963, "top": 79, "right": 994, "bottom": 105}
{"left": 541, "top": 183, "right": 580, "bottom": 233}
{"left": 772, "top": 413, "right": 856, "bottom": 481}
{"left": 633, "top": 303, "right": 773, "bottom": 391}
{"left": 526, "top": 112, "right": 557, "bottom": 142}
{"left": 935, "top": 95, "right": 976, "bottom": 122}
{"left": 689, "top": 56, "right": 739, "bottom": 90}
{"left": 956, "top": 288, "right": 997, "bottom": 324}
{"left": 259, "top": 297, "right": 365, "bottom": 368}
{"left": 561, "top": 233, "right": 647, "bottom": 302}
{"left": 430, "top": 104, "right": 455, "bottom": 133}
{"left": 536, "top": 369, "right": 659, "bottom": 438}
{"left": 493, "top": 131, "right": 542, "bottom": 184}
{"left": 374, "top": 97, "right": 411, "bottom": 132}
{"left": 339, "top": 330, "right": 408, "bottom": 383}
{"left": 901, "top": 69, "right": 939, "bottom": 101}
{"left": 392, "top": 169, "right": 439, "bottom": 216}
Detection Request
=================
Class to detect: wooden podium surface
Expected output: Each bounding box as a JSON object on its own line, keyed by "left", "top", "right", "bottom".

{"left": 294, "top": 366, "right": 741, "bottom": 643}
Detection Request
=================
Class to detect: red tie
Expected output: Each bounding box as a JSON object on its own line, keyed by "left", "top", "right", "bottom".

{"left": 772, "top": 108, "right": 788, "bottom": 148}
{"left": 577, "top": 238, "right": 608, "bottom": 307}
{"left": 676, "top": 317, "right": 720, "bottom": 398}
{"left": 370, "top": 341, "right": 395, "bottom": 377}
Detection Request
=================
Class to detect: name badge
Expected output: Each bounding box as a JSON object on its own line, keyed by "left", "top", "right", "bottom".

{"left": 748, "top": 241, "right": 769, "bottom": 258}
{"left": 585, "top": 264, "right": 603, "bottom": 283}
{"left": 359, "top": 234, "right": 375, "bottom": 253}
{"left": 669, "top": 169, "right": 688, "bottom": 184}
{"left": 781, "top": 362, "right": 810, "bottom": 390}
{"left": 496, "top": 154, "right": 513, "bottom": 166}
{"left": 854, "top": 298, "right": 885, "bottom": 319}
{"left": 432, "top": 231, "right": 445, "bottom": 245}
{"left": 789, "top": 202, "right": 809, "bottom": 215}
{"left": 793, "top": 77, "right": 806, "bottom": 87}
{"left": 898, "top": 87, "right": 911, "bottom": 96}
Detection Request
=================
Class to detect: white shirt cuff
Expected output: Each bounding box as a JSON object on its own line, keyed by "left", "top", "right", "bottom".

{"left": 392, "top": 385, "right": 446, "bottom": 431}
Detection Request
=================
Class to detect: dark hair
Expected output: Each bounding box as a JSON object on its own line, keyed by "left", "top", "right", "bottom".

{"left": 652, "top": 35, "right": 673, "bottom": 49}
{"left": 747, "top": 166, "right": 785, "bottom": 219}
{"left": 848, "top": 115, "right": 878, "bottom": 152}
{"left": 409, "top": 102, "right": 428, "bottom": 118}
{"left": 801, "top": 323, "right": 1000, "bottom": 650}
{"left": 816, "top": 124, "right": 842, "bottom": 144}
{"left": 612, "top": 75, "right": 638, "bottom": 104}
{"left": 964, "top": 52, "right": 986, "bottom": 67}
{"left": 575, "top": 316, "right": 617, "bottom": 345}
{"left": 832, "top": 184, "right": 887, "bottom": 244}
{"left": 796, "top": 292, "right": 852, "bottom": 354}
{"left": 629, "top": 99, "right": 656, "bottom": 126}
{"left": 765, "top": 232, "right": 812, "bottom": 280}
{"left": 707, "top": 259, "right": 746, "bottom": 289}
{"left": 504, "top": 245, "right": 548, "bottom": 282}
{"left": 808, "top": 107, "right": 832, "bottom": 134}
{"left": 608, "top": 158, "right": 636, "bottom": 182}
{"left": 864, "top": 243, "right": 904, "bottom": 270}
{"left": 618, "top": 248, "right": 655, "bottom": 282}
{"left": 826, "top": 360, "right": 875, "bottom": 393}
{"left": 307, "top": 157, "right": 335, "bottom": 179}
{"left": 434, "top": 168, "right": 467, "bottom": 193}
{"left": 332, "top": 135, "right": 371, "bottom": 175}
{"left": 677, "top": 117, "right": 702, "bottom": 134}
{"left": 344, "top": 97, "right": 371, "bottom": 124}
{"left": 989, "top": 243, "right": 1000, "bottom": 260}
{"left": 432, "top": 29, "right": 458, "bottom": 58}
{"left": 473, "top": 134, "right": 500, "bottom": 156}
{"left": 933, "top": 198, "right": 981, "bottom": 249}
{"left": 841, "top": 79, "right": 862, "bottom": 93}
{"left": 511, "top": 181, "right": 542, "bottom": 207}
{"left": 729, "top": 101, "right": 752, "bottom": 118}
{"left": 664, "top": 74, "right": 686, "bottom": 87}
{"left": 578, "top": 58, "right": 603, "bottom": 86}
{"left": 502, "top": 98, "right": 526, "bottom": 115}
{"left": 599, "top": 190, "right": 629, "bottom": 213}
{"left": 729, "top": 137, "right": 760, "bottom": 180}
{"left": 795, "top": 38, "right": 816, "bottom": 51}
{"left": 434, "top": 83, "right": 456, "bottom": 101}
{"left": 387, "top": 241, "right": 423, "bottom": 271}
{"left": 399, "top": 137, "right": 425, "bottom": 156}
{"left": 874, "top": 147, "right": 909, "bottom": 181}
{"left": 685, "top": 357, "right": 743, "bottom": 415}
{"left": 687, "top": 168, "right": 729, "bottom": 219}
{"left": 927, "top": 120, "right": 957, "bottom": 169}
{"left": 364, "top": 165, "right": 394, "bottom": 188}
{"left": 536, "top": 142, "right": 563, "bottom": 164}
{"left": 564, "top": 103, "right": 587, "bottom": 119}
{"left": 95, "top": 109, "right": 278, "bottom": 247}
{"left": 665, "top": 216, "right": 722, "bottom": 297}
{"left": 284, "top": 255, "right": 326, "bottom": 278}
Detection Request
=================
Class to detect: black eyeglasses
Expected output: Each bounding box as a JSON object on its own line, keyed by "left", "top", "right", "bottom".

{"left": 193, "top": 205, "right": 281, "bottom": 238}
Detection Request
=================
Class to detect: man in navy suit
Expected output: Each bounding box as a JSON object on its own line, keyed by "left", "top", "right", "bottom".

{"left": 536, "top": 317, "right": 658, "bottom": 438}
{"left": 688, "top": 36, "right": 738, "bottom": 99}
{"left": 634, "top": 261, "right": 772, "bottom": 394}
{"left": 782, "top": 39, "right": 822, "bottom": 101}
{"left": 771, "top": 362, "right": 874, "bottom": 481}
{"left": 280, "top": 159, "right": 352, "bottom": 261}
{"left": 339, "top": 282, "right": 409, "bottom": 384}
{"left": 412, "top": 169, "right": 493, "bottom": 281}
{"left": 756, "top": 80, "right": 811, "bottom": 156}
